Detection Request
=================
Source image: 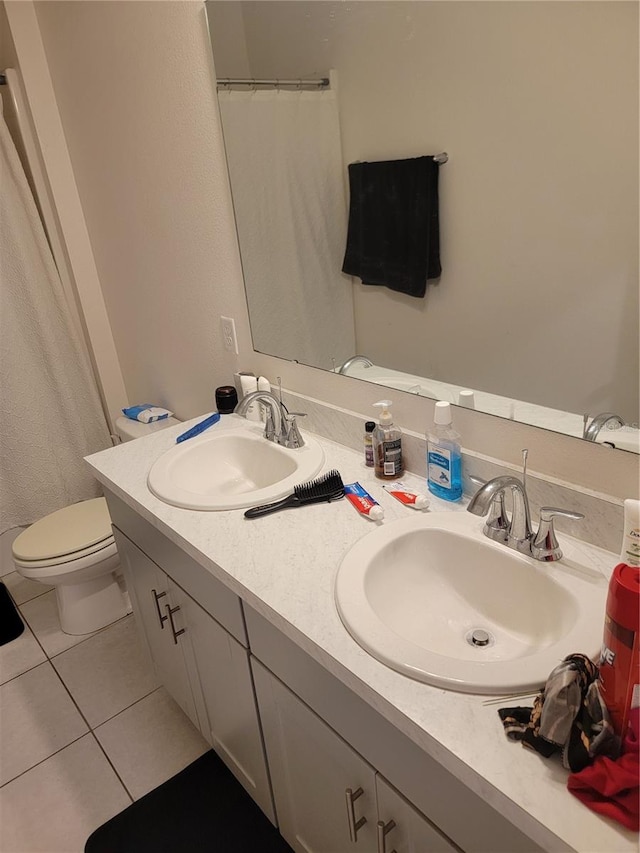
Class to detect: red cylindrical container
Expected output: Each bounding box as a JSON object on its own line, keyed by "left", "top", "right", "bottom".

{"left": 599, "top": 562, "right": 640, "bottom": 737}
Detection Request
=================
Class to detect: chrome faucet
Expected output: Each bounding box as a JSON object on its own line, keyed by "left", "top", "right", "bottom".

{"left": 467, "top": 452, "right": 584, "bottom": 561}
{"left": 468, "top": 476, "right": 533, "bottom": 552}
{"left": 583, "top": 412, "right": 625, "bottom": 442}
{"left": 336, "top": 355, "right": 374, "bottom": 375}
{"left": 234, "top": 390, "right": 306, "bottom": 449}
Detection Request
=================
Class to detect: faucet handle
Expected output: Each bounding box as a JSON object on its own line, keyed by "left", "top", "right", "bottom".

{"left": 282, "top": 412, "right": 306, "bottom": 449}
{"left": 531, "top": 506, "right": 585, "bottom": 562}
{"left": 470, "top": 476, "right": 510, "bottom": 542}
{"left": 263, "top": 409, "right": 277, "bottom": 442}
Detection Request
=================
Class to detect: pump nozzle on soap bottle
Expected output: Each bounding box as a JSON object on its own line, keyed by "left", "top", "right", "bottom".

{"left": 372, "top": 400, "right": 403, "bottom": 480}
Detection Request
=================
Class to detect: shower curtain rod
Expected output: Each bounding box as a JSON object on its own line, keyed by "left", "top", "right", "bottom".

{"left": 217, "top": 77, "right": 330, "bottom": 89}
{"left": 2, "top": 70, "right": 329, "bottom": 90}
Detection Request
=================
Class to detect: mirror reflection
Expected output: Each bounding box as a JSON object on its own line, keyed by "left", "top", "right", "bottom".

{"left": 207, "top": 1, "right": 639, "bottom": 452}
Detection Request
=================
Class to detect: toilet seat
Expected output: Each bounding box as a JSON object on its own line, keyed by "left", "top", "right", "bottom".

{"left": 13, "top": 537, "right": 118, "bottom": 573}
{"left": 12, "top": 497, "right": 113, "bottom": 564}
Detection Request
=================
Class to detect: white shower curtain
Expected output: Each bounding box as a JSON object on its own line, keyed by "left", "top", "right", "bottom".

{"left": 0, "top": 114, "right": 111, "bottom": 535}
{"left": 218, "top": 87, "right": 356, "bottom": 370}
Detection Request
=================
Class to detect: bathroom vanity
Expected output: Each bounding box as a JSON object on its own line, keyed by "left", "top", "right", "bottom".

{"left": 86, "top": 415, "right": 636, "bottom": 853}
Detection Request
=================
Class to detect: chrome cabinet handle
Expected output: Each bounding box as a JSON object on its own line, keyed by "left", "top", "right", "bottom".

{"left": 151, "top": 589, "right": 168, "bottom": 628}
{"left": 376, "top": 819, "right": 397, "bottom": 853}
{"left": 165, "top": 604, "right": 186, "bottom": 645}
{"left": 345, "top": 787, "right": 367, "bottom": 843}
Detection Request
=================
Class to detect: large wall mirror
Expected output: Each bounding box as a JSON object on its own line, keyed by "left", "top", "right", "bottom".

{"left": 207, "top": 1, "right": 639, "bottom": 453}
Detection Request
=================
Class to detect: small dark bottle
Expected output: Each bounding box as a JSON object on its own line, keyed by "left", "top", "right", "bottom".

{"left": 364, "top": 421, "right": 376, "bottom": 467}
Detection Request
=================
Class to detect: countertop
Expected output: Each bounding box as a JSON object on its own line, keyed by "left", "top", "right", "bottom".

{"left": 85, "top": 414, "right": 637, "bottom": 853}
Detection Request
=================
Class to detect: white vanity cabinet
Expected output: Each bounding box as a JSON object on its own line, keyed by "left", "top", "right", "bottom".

{"left": 375, "top": 776, "right": 460, "bottom": 853}
{"left": 253, "top": 659, "right": 460, "bottom": 853}
{"left": 114, "top": 528, "right": 200, "bottom": 728}
{"left": 88, "top": 430, "right": 634, "bottom": 853}
{"left": 110, "top": 516, "right": 275, "bottom": 824}
{"left": 167, "top": 577, "right": 273, "bottom": 818}
{"left": 252, "top": 657, "right": 378, "bottom": 852}
{"left": 245, "top": 606, "right": 544, "bottom": 853}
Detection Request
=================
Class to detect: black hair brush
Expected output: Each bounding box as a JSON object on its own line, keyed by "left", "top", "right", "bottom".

{"left": 244, "top": 469, "right": 345, "bottom": 519}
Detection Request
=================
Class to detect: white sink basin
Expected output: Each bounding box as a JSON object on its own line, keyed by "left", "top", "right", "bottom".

{"left": 363, "top": 375, "right": 449, "bottom": 401}
{"left": 148, "top": 419, "right": 324, "bottom": 510}
{"left": 596, "top": 427, "right": 640, "bottom": 453}
{"left": 335, "top": 513, "right": 607, "bottom": 694}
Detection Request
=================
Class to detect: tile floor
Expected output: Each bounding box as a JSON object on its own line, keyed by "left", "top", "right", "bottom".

{"left": 0, "top": 528, "right": 210, "bottom": 853}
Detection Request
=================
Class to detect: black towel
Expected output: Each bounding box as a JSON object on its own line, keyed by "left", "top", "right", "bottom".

{"left": 342, "top": 155, "right": 441, "bottom": 298}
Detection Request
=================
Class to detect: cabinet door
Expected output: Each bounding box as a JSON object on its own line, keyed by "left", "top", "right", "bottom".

{"left": 252, "top": 659, "right": 377, "bottom": 853}
{"left": 113, "top": 529, "right": 199, "bottom": 728}
{"left": 168, "top": 580, "right": 275, "bottom": 824}
{"left": 376, "top": 775, "right": 461, "bottom": 853}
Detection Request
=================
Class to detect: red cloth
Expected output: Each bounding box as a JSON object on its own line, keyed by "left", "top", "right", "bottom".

{"left": 567, "top": 708, "right": 639, "bottom": 832}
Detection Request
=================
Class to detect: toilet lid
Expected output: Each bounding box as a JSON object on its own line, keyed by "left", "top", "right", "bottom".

{"left": 13, "top": 497, "right": 114, "bottom": 562}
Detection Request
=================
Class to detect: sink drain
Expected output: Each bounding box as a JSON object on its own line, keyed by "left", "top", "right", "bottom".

{"left": 466, "top": 628, "right": 494, "bottom": 648}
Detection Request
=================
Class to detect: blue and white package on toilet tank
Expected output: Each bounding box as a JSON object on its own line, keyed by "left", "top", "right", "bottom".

{"left": 122, "top": 404, "right": 174, "bottom": 424}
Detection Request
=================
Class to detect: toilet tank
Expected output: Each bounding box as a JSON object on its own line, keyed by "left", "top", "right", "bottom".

{"left": 115, "top": 415, "right": 181, "bottom": 443}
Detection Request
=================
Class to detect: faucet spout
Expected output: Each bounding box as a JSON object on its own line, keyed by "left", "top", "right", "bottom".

{"left": 583, "top": 412, "right": 625, "bottom": 442}
{"left": 234, "top": 390, "right": 307, "bottom": 448}
{"left": 235, "top": 391, "right": 283, "bottom": 438}
{"left": 336, "top": 355, "right": 374, "bottom": 375}
{"left": 467, "top": 476, "right": 532, "bottom": 550}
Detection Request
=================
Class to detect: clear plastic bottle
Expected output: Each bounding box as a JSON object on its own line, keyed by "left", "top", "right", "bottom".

{"left": 372, "top": 401, "right": 403, "bottom": 480}
{"left": 427, "top": 401, "right": 462, "bottom": 501}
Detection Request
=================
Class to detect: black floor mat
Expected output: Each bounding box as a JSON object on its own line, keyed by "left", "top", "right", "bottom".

{"left": 85, "top": 749, "right": 293, "bottom": 853}
{"left": 0, "top": 581, "right": 24, "bottom": 646}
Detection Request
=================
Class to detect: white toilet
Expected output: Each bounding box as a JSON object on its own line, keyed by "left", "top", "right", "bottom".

{"left": 12, "top": 414, "right": 180, "bottom": 635}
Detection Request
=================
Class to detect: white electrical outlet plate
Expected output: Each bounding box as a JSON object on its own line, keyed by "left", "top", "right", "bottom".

{"left": 221, "top": 316, "right": 239, "bottom": 354}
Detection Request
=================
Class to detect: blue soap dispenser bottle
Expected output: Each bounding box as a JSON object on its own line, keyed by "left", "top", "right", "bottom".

{"left": 427, "top": 401, "right": 462, "bottom": 501}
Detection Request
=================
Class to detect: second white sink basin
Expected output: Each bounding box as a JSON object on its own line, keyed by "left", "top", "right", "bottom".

{"left": 335, "top": 512, "right": 608, "bottom": 694}
{"left": 596, "top": 426, "right": 640, "bottom": 453}
{"left": 364, "top": 375, "right": 452, "bottom": 402}
{"left": 148, "top": 419, "right": 324, "bottom": 510}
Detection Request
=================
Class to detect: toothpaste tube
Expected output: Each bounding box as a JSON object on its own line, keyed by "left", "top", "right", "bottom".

{"left": 344, "top": 482, "right": 384, "bottom": 521}
{"left": 382, "top": 481, "right": 430, "bottom": 510}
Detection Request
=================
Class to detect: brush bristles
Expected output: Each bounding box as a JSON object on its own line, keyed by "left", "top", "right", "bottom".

{"left": 294, "top": 469, "right": 344, "bottom": 501}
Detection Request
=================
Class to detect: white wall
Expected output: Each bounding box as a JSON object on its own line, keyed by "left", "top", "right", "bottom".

{"left": 213, "top": 1, "right": 639, "bottom": 421}
{"left": 206, "top": 1, "right": 250, "bottom": 78}
{"left": 32, "top": 0, "right": 249, "bottom": 418}
{"left": 19, "top": 0, "right": 637, "bottom": 500}
{"left": 0, "top": 4, "right": 22, "bottom": 160}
